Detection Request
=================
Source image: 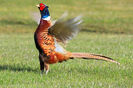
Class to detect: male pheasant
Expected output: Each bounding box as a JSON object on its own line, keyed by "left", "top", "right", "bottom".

{"left": 34, "top": 3, "right": 120, "bottom": 74}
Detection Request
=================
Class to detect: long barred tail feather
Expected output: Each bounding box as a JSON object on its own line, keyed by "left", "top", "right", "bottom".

{"left": 70, "top": 53, "right": 120, "bottom": 65}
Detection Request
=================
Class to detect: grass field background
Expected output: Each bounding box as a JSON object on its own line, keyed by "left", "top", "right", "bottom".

{"left": 0, "top": 0, "right": 133, "bottom": 88}
{"left": 0, "top": 0, "right": 133, "bottom": 34}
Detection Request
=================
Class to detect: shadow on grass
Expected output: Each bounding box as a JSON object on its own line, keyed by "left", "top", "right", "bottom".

{"left": 0, "top": 19, "right": 36, "bottom": 26}
{"left": 81, "top": 29, "right": 126, "bottom": 34}
{"left": 0, "top": 64, "right": 38, "bottom": 73}
{"left": 1, "top": 20, "right": 25, "bottom": 25}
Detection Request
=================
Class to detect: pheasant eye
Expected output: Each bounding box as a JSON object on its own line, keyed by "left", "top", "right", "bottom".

{"left": 40, "top": 6, "right": 45, "bottom": 11}
{"left": 40, "top": 3, "right": 44, "bottom": 6}
{"left": 39, "top": 3, "right": 45, "bottom": 11}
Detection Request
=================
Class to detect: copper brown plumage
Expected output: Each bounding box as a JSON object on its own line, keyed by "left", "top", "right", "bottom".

{"left": 34, "top": 3, "right": 120, "bottom": 74}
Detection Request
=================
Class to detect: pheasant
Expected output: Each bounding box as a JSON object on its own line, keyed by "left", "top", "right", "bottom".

{"left": 34, "top": 3, "right": 120, "bottom": 74}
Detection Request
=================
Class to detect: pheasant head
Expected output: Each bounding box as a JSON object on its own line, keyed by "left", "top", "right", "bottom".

{"left": 36, "top": 3, "right": 50, "bottom": 20}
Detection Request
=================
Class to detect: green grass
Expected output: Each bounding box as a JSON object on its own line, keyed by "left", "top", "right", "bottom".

{"left": 0, "top": 0, "right": 133, "bottom": 33}
{"left": 0, "top": 33, "right": 133, "bottom": 88}
{"left": 0, "top": 0, "right": 133, "bottom": 87}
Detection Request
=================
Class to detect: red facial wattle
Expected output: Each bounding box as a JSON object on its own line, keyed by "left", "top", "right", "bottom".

{"left": 39, "top": 3, "right": 46, "bottom": 11}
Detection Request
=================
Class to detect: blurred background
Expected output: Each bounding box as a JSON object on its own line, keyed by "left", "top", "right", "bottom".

{"left": 0, "top": 0, "right": 133, "bottom": 34}
{"left": 0, "top": 0, "right": 133, "bottom": 87}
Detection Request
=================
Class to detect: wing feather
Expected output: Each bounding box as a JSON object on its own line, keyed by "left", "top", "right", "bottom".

{"left": 31, "top": 12, "right": 56, "bottom": 25}
{"left": 49, "top": 14, "right": 82, "bottom": 43}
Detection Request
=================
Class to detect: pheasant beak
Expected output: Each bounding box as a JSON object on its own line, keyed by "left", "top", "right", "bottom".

{"left": 36, "top": 4, "right": 40, "bottom": 7}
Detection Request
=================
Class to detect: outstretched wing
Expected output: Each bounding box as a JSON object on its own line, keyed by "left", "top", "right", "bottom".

{"left": 31, "top": 12, "right": 56, "bottom": 25}
{"left": 31, "top": 12, "right": 41, "bottom": 24}
{"left": 48, "top": 14, "right": 82, "bottom": 43}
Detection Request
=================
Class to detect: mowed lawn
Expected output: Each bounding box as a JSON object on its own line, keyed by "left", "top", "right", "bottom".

{"left": 0, "top": 0, "right": 133, "bottom": 87}
{"left": 0, "top": 33, "right": 133, "bottom": 88}
{"left": 0, "top": 0, "right": 133, "bottom": 33}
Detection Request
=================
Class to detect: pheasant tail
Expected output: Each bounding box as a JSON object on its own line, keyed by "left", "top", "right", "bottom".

{"left": 71, "top": 53, "right": 120, "bottom": 65}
